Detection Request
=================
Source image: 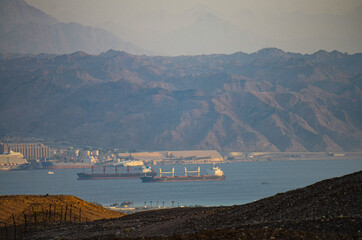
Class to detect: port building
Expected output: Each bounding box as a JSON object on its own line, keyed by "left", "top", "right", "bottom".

{"left": 0, "top": 143, "right": 50, "bottom": 160}
{"left": 162, "top": 150, "right": 224, "bottom": 164}
{"left": 116, "top": 150, "right": 224, "bottom": 165}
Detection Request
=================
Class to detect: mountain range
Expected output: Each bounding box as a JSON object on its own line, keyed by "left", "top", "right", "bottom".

{"left": 0, "top": 0, "right": 147, "bottom": 55}
{"left": 0, "top": 48, "right": 361, "bottom": 152}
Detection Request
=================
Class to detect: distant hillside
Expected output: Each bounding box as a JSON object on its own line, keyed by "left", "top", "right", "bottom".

{"left": 0, "top": 48, "right": 361, "bottom": 152}
{"left": 0, "top": 0, "right": 147, "bottom": 55}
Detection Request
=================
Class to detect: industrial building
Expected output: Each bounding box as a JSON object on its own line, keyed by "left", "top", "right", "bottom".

{"left": 0, "top": 143, "right": 50, "bottom": 160}
{"left": 117, "top": 150, "right": 224, "bottom": 165}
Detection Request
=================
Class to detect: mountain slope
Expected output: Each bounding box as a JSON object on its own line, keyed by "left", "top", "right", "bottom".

{"left": 0, "top": 49, "right": 361, "bottom": 152}
{"left": 0, "top": 0, "right": 146, "bottom": 55}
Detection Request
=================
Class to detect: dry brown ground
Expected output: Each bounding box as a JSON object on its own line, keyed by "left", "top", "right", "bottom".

{"left": 0, "top": 195, "right": 124, "bottom": 226}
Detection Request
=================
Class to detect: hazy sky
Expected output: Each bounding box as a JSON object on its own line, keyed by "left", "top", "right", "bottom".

{"left": 26, "top": 0, "right": 361, "bottom": 21}
{"left": 25, "top": 0, "right": 362, "bottom": 55}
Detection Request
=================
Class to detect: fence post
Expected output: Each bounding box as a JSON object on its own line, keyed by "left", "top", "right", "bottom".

{"left": 48, "top": 205, "right": 52, "bottom": 223}
{"left": 64, "top": 206, "right": 68, "bottom": 222}
{"left": 32, "top": 206, "right": 37, "bottom": 231}
{"left": 41, "top": 208, "right": 45, "bottom": 223}
{"left": 12, "top": 213, "right": 16, "bottom": 239}
{"left": 43, "top": 210, "right": 47, "bottom": 229}
{"left": 53, "top": 205, "right": 56, "bottom": 222}
{"left": 35, "top": 209, "right": 37, "bottom": 230}
{"left": 69, "top": 206, "right": 72, "bottom": 222}
{"left": 23, "top": 212, "right": 27, "bottom": 233}
{"left": 79, "top": 208, "right": 81, "bottom": 222}
{"left": 4, "top": 222, "right": 8, "bottom": 240}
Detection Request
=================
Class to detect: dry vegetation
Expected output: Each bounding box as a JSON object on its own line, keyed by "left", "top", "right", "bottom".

{"left": 0, "top": 195, "right": 124, "bottom": 226}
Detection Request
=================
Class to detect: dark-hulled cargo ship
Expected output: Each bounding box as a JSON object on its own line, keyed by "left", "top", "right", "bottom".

{"left": 77, "top": 165, "right": 156, "bottom": 180}
{"left": 141, "top": 166, "right": 225, "bottom": 183}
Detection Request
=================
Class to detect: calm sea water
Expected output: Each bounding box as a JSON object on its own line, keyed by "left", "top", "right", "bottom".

{"left": 0, "top": 159, "right": 361, "bottom": 207}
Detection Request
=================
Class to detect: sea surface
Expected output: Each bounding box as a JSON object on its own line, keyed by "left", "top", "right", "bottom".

{"left": 0, "top": 159, "right": 361, "bottom": 207}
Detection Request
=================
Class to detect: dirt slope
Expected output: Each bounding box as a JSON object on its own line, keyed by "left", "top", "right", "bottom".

{"left": 0, "top": 195, "right": 124, "bottom": 226}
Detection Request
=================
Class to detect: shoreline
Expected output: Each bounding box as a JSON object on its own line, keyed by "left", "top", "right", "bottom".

{"left": 0, "top": 153, "right": 361, "bottom": 171}
{"left": 225, "top": 155, "right": 362, "bottom": 163}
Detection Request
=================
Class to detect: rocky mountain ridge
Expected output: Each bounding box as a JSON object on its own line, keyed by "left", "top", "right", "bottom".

{"left": 0, "top": 48, "right": 361, "bottom": 152}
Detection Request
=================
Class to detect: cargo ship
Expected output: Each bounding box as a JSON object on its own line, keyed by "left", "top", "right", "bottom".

{"left": 42, "top": 161, "right": 94, "bottom": 169}
{"left": 140, "top": 165, "right": 225, "bottom": 183}
{"left": 77, "top": 165, "right": 156, "bottom": 180}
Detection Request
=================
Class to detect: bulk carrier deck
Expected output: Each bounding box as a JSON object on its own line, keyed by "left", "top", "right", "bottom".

{"left": 77, "top": 165, "right": 156, "bottom": 180}
{"left": 141, "top": 166, "right": 225, "bottom": 183}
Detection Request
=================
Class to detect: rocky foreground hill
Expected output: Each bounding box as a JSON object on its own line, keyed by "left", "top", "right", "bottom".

{"left": 20, "top": 170, "right": 362, "bottom": 239}
{"left": 0, "top": 48, "right": 361, "bottom": 152}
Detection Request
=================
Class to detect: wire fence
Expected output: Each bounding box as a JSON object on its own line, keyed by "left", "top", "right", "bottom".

{"left": 0, "top": 204, "right": 87, "bottom": 240}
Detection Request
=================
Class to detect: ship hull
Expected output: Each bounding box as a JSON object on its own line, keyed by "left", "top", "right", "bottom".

{"left": 141, "top": 175, "right": 225, "bottom": 183}
{"left": 0, "top": 163, "right": 33, "bottom": 171}
{"left": 42, "top": 162, "right": 93, "bottom": 169}
{"left": 0, "top": 165, "right": 18, "bottom": 171}
{"left": 44, "top": 165, "right": 93, "bottom": 169}
{"left": 77, "top": 172, "right": 156, "bottom": 180}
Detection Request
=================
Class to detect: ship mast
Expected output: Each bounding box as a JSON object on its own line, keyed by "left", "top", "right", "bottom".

{"left": 159, "top": 168, "right": 174, "bottom": 177}
{"left": 185, "top": 167, "right": 200, "bottom": 176}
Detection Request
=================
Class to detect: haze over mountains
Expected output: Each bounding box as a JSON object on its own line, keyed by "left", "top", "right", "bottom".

{"left": 1, "top": 0, "right": 361, "bottom": 55}
{"left": 27, "top": 0, "right": 362, "bottom": 55}
{"left": 99, "top": 6, "right": 362, "bottom": 56}
{"left": 0, "top": 0, "right": 147, "bottom": 55}
{"left": 0, "top": 49, "right": 361, "bottom": 152}
{"left": 99, "top": 10, "right": 263, "bottom": 56}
